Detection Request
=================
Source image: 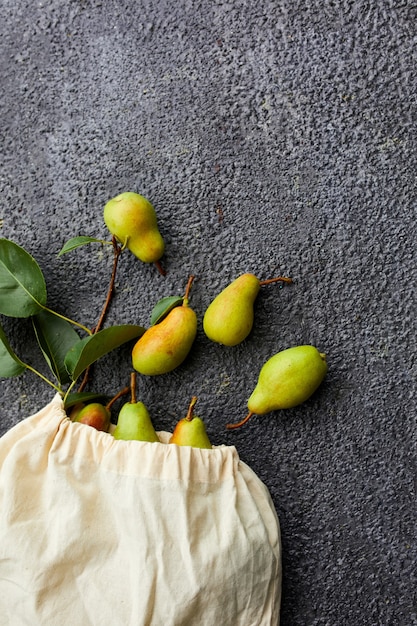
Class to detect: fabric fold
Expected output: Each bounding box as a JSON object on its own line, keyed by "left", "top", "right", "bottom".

{"left": 0, "top": 394, "right": 281, "bottom": 625}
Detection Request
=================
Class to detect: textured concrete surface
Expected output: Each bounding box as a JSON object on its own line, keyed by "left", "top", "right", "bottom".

{"left": 1, "top": 1, "right": 416, "bottom": 624}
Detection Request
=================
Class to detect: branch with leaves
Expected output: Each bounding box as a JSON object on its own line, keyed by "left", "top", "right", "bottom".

{"left": 0, "top": 238, "right": 145, "bottom": 408}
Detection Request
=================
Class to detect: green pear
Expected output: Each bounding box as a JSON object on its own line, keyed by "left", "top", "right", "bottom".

{"left": 113, "top": 401, "right": 159, "bottom": 442}
{"left": 132, "top": 276, "right": 197, "bottom": 375}
{"left": 203, "top": 273, "right": 292, "bottom": 346}
{"left": 226, "top": 345, "right": 328, "bottom": 429}
{"left": 73, "top": 402, "right": 111, "bottom": 432}
{"left": 169, "top": 397, "right": 212, "bottom": 449}
{"left": 103, "top": 191, "right": 165, "bottom": 266}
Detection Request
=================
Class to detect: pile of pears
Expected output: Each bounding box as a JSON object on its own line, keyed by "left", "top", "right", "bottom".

{"left": 71, "top": 373, "right": 212, "bottom": 449}
{"left": 70, "top": 191, "right": 328, "bottom": 448}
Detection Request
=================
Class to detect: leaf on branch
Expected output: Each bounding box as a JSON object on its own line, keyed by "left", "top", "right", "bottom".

{"left": 64, "top": 391, "right": 109, "bottom": 409}
{"left": 64, "top": 324, "right": 146, "bottom": 381}
{"left": 0, "top": 323, "right": 26, "bottom": 378}
{"left": 58, "top": 237, "right": 109, "bottom": 256}
{"left": 32, "top": 310, "right": 81, "bottom": 385}
{"left": 150, "top": 296, "right": 184, "bottom": 325}
{"left": 0, "top": 239, "right": 47, "bottom": 317}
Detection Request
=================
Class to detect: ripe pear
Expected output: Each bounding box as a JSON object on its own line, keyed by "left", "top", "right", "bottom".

{"left": 227, "top": 345, "right": 328, "bottom": 429}
{"left": 103, "top": 191, "right": 165, "bottom": 266}
{"left": 203, "top": 273, "right": 292, "bottom": 346}
{"left": 169, "top": 397, "right": 212, "bottom": 449}
{"left": 73, "top": 402, "right": 111, "bottom": 432}
{"left": 132, "top": 276, "right": 197, "bottom": 376}
{"left": 67, "top": 402, "right": 85, "bottom": 421}
{"left": 113, "top": 401, "right": 159, "bottom": 442}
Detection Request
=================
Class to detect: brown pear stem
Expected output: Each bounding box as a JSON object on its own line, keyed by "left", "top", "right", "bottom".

{"left": 186, "top": 396, "right": 198, "bottom": 421}
{"left": 183, "top": 275, "right": 195, "bottom": 302}
{"left": 130, "top": 372, "right": 137, "bottom": 404}
{"left": 106, "top": 386, "right": 130, "bottom": 411}
{"left": 78, "top": 237, "right": 123, "bottom": 393}
{"left": 226, "top": 411, "right": 255, "bottom": 430}
{"left": 259, "top": 276, "right": 292, "bottom": 286}
{"left": 154, "top": 259, "right": 167, "bottom": 276}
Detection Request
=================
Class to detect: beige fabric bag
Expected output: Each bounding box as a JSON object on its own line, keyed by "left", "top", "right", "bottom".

{"left": 0, "top": 394, "right": 281, "bottom": 625}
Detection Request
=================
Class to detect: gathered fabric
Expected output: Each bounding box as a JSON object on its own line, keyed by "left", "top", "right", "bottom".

{"left": 0, "top": 394, "right": 281, "bottom": 625}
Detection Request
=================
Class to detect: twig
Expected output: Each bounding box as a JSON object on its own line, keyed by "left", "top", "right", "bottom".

{"left": 106, "top": 386, "right": 130, "bottom": 411}
{"left": 93, "top": 236, "right": 123, "bottom": 334}
{"left": 77, "top": 237, "right": 122, "bottom": 392}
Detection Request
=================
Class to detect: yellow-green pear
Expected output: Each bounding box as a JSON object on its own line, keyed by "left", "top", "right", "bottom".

{"left": 113, "top": 401, "right": 159, "bottom": 442}
{"left": 203, "top": 273, "right": 292, "bottom": 346}
{"left": 132, "top": 305, "right": 197, "bottom": 375}
{"left": 103, "top": 191, "right": 165, "bottom": 269}
{"left": 227, "top": 345, "right": 327, "bottom": 429}
{"left": 73, "top": 402, "right": 111, "bottom": 432}
{"left": 169, "top": 397, "right": 212, "bottom": 449}
{"left": 132, "top": 277, "right": 197, "bottom": 375}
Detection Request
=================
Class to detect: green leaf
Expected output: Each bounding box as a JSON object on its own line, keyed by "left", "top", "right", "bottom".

{"left": 32, "top": 310, "right": 81, "bottom": 385}
{"left": 64, "top": 324, "right": 146, "bottom": 381}
{"left": 0, "top": 239, "right": 47, "bottom": 317}
{"left": 58, "top": 236, "right": 107, "bottom": 256}
{"left": 150, "top": 296, "right": 184, "bottom": 325}
{"left": 0, "top": 323, "right": 26, "bottom": 377}
{"left": 64, "top": 391, "right": 108, "bottom": 409}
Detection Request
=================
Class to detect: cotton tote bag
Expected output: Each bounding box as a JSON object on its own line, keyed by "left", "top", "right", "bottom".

{"left": 0, "top": 394, "right": 281, "bottom": 625}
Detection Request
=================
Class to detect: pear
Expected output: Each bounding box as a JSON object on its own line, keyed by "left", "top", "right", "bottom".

{"left": 132, "top": 276, "right": 197, "bottom": 375}
{"left": 103, "top": 191, "right": 165, "bottom": 272}
{"left": 67, "top": 402, "right": 85, "bottom": 421}
{"left": 203, "top": 273, "right": 292, "bottom": 346}
{"left": 113, "top": 372, "right": 159, "bottom": 441}
{"left": 73, "top": 402, "right": 111, "bottom": 432}
{"left": 113, "top": 402, "right": 159, "bottom": 442}
{"left": 226, "top": 345, "right": 328, "bottom": 429}
{"left": 169, "top": 397, "right": 212, "bottom": 449}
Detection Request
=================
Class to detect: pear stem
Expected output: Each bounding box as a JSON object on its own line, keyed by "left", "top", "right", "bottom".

{"left": 154, "top": 260, "right": 167, "bottom": 276}
{"left": 78, "top": 237, "right": 122, "bottom": 393}
{"left": 259, "top": 276, "right": 292, "bottom": 286}
{"left": 130, "top": 371, "right": 137, "bottom": 404}
{"left": 106, "top": 386, "right": 130, "bottom": 411}
{"left": 186, "top": 396, "right": 198, "bottom": 421}
{"left": 183, "top": 275, "right": 195, "bottom": 303}
{"left": 226, "top": 411, "right": 254, "bottom": 430}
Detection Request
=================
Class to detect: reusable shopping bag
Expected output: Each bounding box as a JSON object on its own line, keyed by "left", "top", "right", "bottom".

{"left": 0, "top": 394, "right": 281, "bottom": 625}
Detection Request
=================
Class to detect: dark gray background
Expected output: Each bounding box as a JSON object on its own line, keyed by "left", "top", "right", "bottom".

{"left": 1, "top": 1, "right": 416, "bottom": 624}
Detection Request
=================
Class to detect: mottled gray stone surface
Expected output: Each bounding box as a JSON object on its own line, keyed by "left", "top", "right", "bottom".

{"left": 1, "top": 1, "right": 416, "bottom": 624}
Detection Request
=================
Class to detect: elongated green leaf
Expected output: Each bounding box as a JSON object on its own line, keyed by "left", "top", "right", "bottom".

{"left": 32, "top": 310, "right": 81, "bottom": 385}
{"left": 0, "top": 239, "right": 47, "bottom": 317}
{"left": 150, "top": 296, "right": 183, "bottom": 325}
{"left": 0, "top": 323, "right": 26, "bottom": 377}
{"left": 64, "top": 391, "right": 108, "bottom": 409}
{"left": 58, "top": 236, "right": 107, "bottom": 256}
{"left": 64, "top": 324, "right": 146, "bottom": 380}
